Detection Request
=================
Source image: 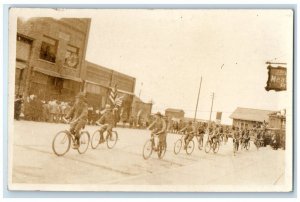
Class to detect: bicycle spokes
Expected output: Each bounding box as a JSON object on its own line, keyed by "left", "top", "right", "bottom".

{"left": 61, "top": 134, "right": 68, "bottom": 144}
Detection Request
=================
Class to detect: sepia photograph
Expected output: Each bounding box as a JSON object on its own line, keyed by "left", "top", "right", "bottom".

{"left": 7, "top": 8, "right": 293, "bottom": 192}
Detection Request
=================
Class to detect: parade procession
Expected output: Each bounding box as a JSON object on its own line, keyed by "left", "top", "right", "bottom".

{"left": 9, "top": 9, "right": 292, "bottom": 192}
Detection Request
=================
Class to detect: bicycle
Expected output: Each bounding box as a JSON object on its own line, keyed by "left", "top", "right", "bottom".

{"left": 143, "top": 132, "right": 167, "bottom": 160}
{"left": 197, "top": 133, "right": 204, "bottom": 150}
{"left": 233, "top": 137, "right": 239, "bottom": 156}
{"left": 91, "top": 123, "right": 118, "bottom": 149}
{"left": 223, "top": 133, "right": 229, "bottom": 144}
{"left": 174, "top": 133, "right": 203, "bottom": 155}
{"left": 241, "top": 137, "right": 250, "bottom": 151}
{"left": 52, "top": 118, "right": 90, "bottom": 156}
{"left": 254, "top": 138, "right": 264, "bottom": 150}
{"left": 204, "top": 135, "right": 220, "bottom": 154}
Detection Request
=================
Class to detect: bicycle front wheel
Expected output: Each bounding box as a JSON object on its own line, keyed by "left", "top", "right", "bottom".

{"left": 234, "top": 142, "right": 239, "bottom": 153}
{"left": 143, "top": 139, "right": 153, "bottom": 160}
{"left": 77, "top": 131, "right": 90, "bottom": 154}
{"left": 173, "top": 139, "right": 182, "bottom": 155}
{"left": 241, "top": 142, "right": 245, "bottom": 150}
{"left": 204, "top": 141, "right": 211, "bottom": 153}
{"left": 198, "top": 138, "right": 203, "bottom": 150}
{"left": 52, "top": 131, "right": 71, "bottom": 156}
{"left": 186, "top": 140, "right": 195, "bottom": 155}
{"left": 91, "top": 130, "right": 101, "bottom": 149}
{"left": 246, "top": 141, "right": 250, "bottom": 150}
{"left": 106, "top": 131, "right": 118, "bottom": 149}
{"left": 213, "top": 142, "right": 220, "bottom": 153}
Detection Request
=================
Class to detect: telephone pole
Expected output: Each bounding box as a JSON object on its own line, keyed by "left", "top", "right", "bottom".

{"left": 208, "top": 92, "right": 215, "bottom": 127}
{"left": 194, "top": 76, "right": 202, "bottom": 122}
{"left": 139, "top": 82, "right": 143, "bottom": 98}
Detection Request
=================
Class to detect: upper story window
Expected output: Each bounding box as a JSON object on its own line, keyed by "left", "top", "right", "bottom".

{"left": 64, "top": 44, "right": 79, "bottom": 68}
{"left": 39, "top": 35, "right": 58, "bottom": 63}
{"left": 16, "top": 34, "right": 32, "bottom": 62}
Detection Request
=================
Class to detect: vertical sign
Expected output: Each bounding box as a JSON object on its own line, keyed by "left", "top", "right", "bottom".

{"left": 216, "top": 112, "right": 222, "bottom": 124}
{"left": 265, "top": 65, "right": 287, "bottom": 91}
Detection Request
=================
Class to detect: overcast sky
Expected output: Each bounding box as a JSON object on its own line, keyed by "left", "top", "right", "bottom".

{"left": 84, "top": 9, "right": 293, "bottom": 124}
{"left": 14, "top": 9, "right": 293, "bottom": 124}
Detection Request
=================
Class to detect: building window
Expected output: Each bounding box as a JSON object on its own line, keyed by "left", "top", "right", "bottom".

{"left": 64, "top": 45, "right": 79, "bottom": 68}
{"left": 16, "top": 34, "right": 32, "bottom": 62}
{"left": 39, "top": 35, "right": 58, "bottom": 63}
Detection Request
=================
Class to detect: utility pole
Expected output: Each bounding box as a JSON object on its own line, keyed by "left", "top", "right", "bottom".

{"left": 138, "top": 82, "right": 143, "bottom": 98}
{"left": 205, "top": 92, "right": 215, "bottom": 140}
{"left": 208, "top": 92, "right": 215, "bottom": 127}
{"left": 193, "top": 76, "right": 202, "bottom": 122}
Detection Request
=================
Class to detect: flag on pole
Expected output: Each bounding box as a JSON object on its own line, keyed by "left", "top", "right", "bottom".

{"left": 108, "top": 84, "right": 124, "bottom": 108}
{"left": 115, "top": 95, "right": 124, "bottom": 107}
{"left": 109, "top": 85, "right": 117, "bottom": 105}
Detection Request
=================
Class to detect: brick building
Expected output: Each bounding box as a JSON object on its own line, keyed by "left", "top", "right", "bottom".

{"left": 84, "top": 61, "right": 136, "bottom": 120}
{"left": 15, "top": 17, "right": 90, "bottom": 101}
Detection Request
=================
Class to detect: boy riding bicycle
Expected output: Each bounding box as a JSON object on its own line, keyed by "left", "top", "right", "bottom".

{"left": 197, "top": 123, "right": 206, "bottom": 140}
{"left": 96, "top": 104, "right": 116, "bottom": 144}
{"left": 242, "top": 129, "right": 250, "bottom": 146}
{"left": 180, "top": 121, "right": 196, "bottom": 149}
{"left": 147, "top": 112, "right": 167, "bottom": 151}
{"left": 232, "top": 127, "right": 241, "bottom": 151}
{"left": 64, "top": 92, "right": 88, "bottom": 149}
{"left": 209, "top": 125, "right": 221, "bottom": 144}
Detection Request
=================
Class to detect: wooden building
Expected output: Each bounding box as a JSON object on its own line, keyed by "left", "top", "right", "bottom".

{"left": 230, "top": 107, "right": 275, "bottom": 129}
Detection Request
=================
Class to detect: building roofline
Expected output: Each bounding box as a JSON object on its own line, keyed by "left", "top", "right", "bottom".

{"left": 234, "top": 107, "right": 277, "bottom": 113}
{"left": 85, "top": 60, "right": 135, "bottom": 80}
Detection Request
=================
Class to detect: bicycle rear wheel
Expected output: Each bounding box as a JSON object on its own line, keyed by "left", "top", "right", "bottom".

{"left": 143, "top": 139, "right": 153, "bottom": 160}
{"left": 77, "top": 131, "right": 90, "bottom": 154}
{"left": 173, "top": 139, "right": 182, "bottom": 155}
{"left": 158, "top": 142, "right": 167, "bottom": 159}
{"left": 91, "top": 130, "right": 101, "bottom": 149}
{"left": 186, "top": 140, "right": 195, "bottom": 155}
{"left": 106, "top": 131, "right": 118, "bottom": 149}
{"left": 52, "top": 130, "right": 71, "bottom": 156}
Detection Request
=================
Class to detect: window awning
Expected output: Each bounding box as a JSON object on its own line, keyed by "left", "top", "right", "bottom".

{"left": 34, "top": 67, "right": 82, "bottom": 82}
{"left": 85, "top": 80, "right": 108, "bottom": 88}
{"left": 116, "top": 88, "right": 135, "bottom": 96}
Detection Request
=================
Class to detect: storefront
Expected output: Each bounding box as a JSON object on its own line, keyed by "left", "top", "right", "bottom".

{"left": 28, "top": 69, "right": 82, "bottom": 101}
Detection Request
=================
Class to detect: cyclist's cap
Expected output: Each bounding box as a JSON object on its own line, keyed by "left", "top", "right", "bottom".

{"left": 155, "top": 112, "right": 163, "bottom": 116}
{"left": 105, "top": 104, "right": 111, "bottom": 109}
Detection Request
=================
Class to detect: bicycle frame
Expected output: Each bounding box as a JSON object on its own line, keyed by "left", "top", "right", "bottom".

{"left": 151, "top": 133, "right": 163, "bottom": 150}
{"left": 63, "top": 130, "right": 76, "bottom": 143}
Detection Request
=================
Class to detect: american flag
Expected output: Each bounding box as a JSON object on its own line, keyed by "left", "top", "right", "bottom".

{"left": 109, "top": 85, "right": 124, "bottom": 107}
